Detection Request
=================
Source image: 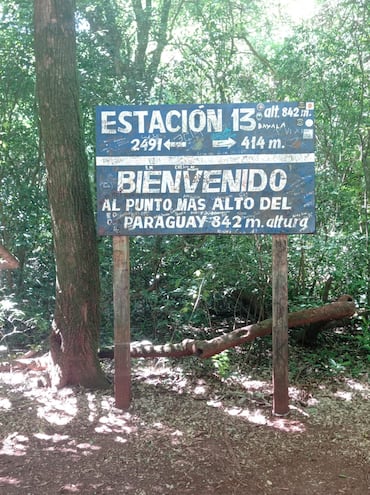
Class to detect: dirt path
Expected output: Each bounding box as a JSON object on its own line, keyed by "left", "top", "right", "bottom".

{"left": 1, "top": 360, "right": 369, "bottom": 494}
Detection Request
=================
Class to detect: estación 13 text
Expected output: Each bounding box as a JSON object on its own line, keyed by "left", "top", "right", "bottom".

{"left": 96, "top": 102, "right": 315, "bottom": 236}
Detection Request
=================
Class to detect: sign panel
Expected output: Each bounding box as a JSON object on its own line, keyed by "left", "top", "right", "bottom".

{"left": 96, "top": 102, "right": 315, "bottom": 235}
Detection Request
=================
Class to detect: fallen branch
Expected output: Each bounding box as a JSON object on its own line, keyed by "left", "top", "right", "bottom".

{"left": 129, "top": 295, "right": 355, "bottom": 360}
{"left": 0, "top": 353, "right": 48, "bottom": 372}
{"left": 1, "top": 297, "right": 355, "bottom": 373}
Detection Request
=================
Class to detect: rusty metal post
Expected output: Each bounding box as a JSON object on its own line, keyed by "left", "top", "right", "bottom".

{"left": 272, "top": 234, "right": 289, "bottom": 415}
{"left": 113, "top": 236, "right": 131, "bottom": 410}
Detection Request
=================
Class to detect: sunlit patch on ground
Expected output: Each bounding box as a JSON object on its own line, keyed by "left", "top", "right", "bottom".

{"left": 0, "top": 361, "right": 369, "bottom": 494}
{"left": 0, "top": 397, "right": 11, "bottom": 410}
{"left": 95, "top": 412, "right": 136, "bottom": 435}
{"left": 334, "top": 390, "right": 353, "bottom": 401}
{"left": 59, "top": 483, "right": 82, "bottom": 493}
{"left": 223, "top": 405, "right": 270, "bottom": 424}
{"left": 344, "top": 378, "right": 370, "bottom": 397}
{"left": 0, "top": 477, "right": 21, "bottom": 487}
{"left": 0, "top": 433, "right": 29, "bottom": 456}
{"left": 268, "top": 417, "right": 306, "bottom": 433}
{"left": 33, "top": 432, "right": 69, "bottom": 442}
{"left": 0, "top": 370, "right": 29, "bottom": 387}
{"left": 24, "top": 387, "right": 78, "bottom": 425}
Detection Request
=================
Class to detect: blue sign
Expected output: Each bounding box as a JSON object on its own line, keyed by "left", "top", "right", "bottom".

{"left": 96, "top": 102, "right": 315, "bottom": 235}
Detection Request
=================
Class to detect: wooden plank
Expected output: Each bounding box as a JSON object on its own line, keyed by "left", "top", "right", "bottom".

{"left": 272, "top": 234, "right": 289, "bottom": 415}
{"left": 113, "top": 236, "right": 131, "bottom": 410}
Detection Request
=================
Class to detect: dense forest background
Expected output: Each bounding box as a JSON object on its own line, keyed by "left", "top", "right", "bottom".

{"left": 0, "top": 0, "right": 369, "bottom": 368}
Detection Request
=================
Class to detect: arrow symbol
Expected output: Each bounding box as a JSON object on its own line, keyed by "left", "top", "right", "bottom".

{"left": 212, "top": 138, "right": 236, "bottom": 149}
{"left": 164, "top": 139, "right": 187, "bottom": 151}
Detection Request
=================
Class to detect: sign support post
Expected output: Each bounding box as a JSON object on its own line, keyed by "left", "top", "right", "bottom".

{"left": 272, "top": 234, "right": 289, "bottom": 415}
{"left": 113, "top": 236, "right": 131, "bottom": 410}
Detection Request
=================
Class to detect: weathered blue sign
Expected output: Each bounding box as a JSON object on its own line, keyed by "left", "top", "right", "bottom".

{"left": 96, "top": 102, "right": 315, "bottom": 235}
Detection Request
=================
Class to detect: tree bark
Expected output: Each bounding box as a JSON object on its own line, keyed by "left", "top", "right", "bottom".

{"left": 126, "top": 296, "right": 356, "bottom": 360}
{"left": 0, "top": 244, "right": 19, "bottom": 270}
{"left": 33, "top": 0, "right": 108, "bottom": 388}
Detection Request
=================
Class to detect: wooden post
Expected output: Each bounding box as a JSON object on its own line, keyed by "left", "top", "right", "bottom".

{"left": 272, "top": 234, "right": 289, "bottom": 416}
{"left": 113, "top": 236, "right": 131, "bottom": 410}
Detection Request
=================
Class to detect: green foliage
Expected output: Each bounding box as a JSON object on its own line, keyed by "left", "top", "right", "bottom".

{"left": 0, "top": 1, "right": 54, "bottom": 339}
{"left": 0, "top": 292, "right": 49, "bottom": 351}
{"left": 125, "top": 234, "right": 272, "bottom": 340}
{"left": 356, "top": 316, "right": 370, "bottom": 360}
{"left": 288, "top": 318, "right": 370, "bottom": 382}
{"left": 211, "top": 350, "right": 231, "bottom": 378}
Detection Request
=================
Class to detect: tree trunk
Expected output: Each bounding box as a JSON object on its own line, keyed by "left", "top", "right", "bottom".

{"left": 33, "top": 0, "right": 108, "bottom": 388}
{"left": 0, "top": 244, "right": 19, "bottom": 270}
{"left": 125, "top": 296, "right": 356, "bottom": 360}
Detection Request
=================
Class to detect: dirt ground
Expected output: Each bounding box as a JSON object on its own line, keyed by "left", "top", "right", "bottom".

{"left": 0, "top": 358, "right": 369, "bottom": 495}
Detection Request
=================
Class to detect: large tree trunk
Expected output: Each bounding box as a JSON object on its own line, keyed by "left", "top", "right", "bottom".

{"left": 34, "top": 0, "right": 108, "bottom": 388}
{"left": 127, "top": 296, "right": 356, "bottom": 360}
